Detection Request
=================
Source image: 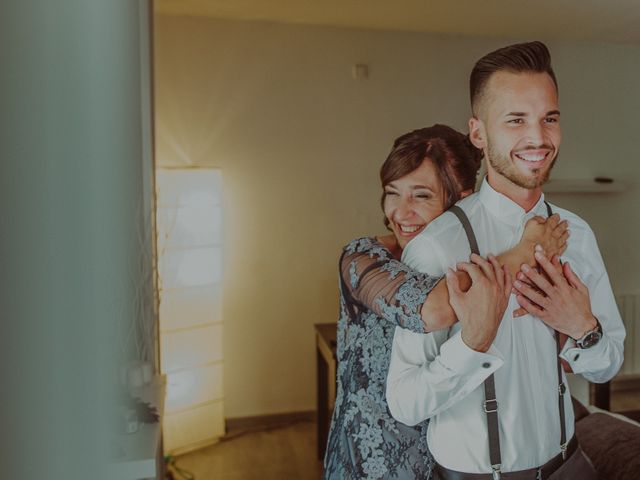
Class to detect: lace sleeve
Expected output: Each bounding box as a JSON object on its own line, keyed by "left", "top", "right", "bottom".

{"left": 340, "top": 238, "right": 442, "bottom": 333}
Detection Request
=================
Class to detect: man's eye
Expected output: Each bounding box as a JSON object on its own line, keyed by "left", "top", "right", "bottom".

{"left": 545, "top": 117, "right": 559, "bottom": 124}
{"left": 508, "top": 118, "right": 524, "bottom": 124}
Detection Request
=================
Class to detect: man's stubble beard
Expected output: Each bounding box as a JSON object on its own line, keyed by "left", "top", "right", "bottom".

{"left": 486, "top": 140, "right": 557, "bottom": 190}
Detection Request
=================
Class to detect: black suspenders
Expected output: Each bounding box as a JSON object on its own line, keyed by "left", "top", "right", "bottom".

{"left": 448, "top": 203, "right": 567, "bottom": 479}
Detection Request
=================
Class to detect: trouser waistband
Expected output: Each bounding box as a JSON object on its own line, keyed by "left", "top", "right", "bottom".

{"left": 435, "top": 436, "right": 578, "bottom": 480}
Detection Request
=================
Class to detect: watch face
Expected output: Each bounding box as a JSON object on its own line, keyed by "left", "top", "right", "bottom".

{"left": 579, "top": 331, "right": 602, "bottom": 349}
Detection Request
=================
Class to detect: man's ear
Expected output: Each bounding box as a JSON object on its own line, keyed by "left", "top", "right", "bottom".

{"left": 468, "top": 116, "right": 486, "bottom": 149}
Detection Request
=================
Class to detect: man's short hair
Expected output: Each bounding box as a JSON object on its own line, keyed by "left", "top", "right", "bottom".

{"left": 470, "top": 41, "right": 558, "bottom": 115}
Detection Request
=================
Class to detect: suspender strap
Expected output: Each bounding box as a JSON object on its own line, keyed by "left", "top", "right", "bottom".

{"left": 483, "top": 375, "right": 502, "bottom": 476}
{"left": 545, "top": 201, "right": 568, "bottom": 458}
{"left": 449, "top": 206, "right": 480, "bottom": 256}
{"left": 556, "top": 330, "right": 568, "bottom": 458}
{"left": 449, "top": 206, "right": 502, "bottom": 477}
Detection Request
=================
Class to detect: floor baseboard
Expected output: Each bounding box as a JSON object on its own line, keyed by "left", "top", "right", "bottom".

{"left": 225, "top": 410, "right": 316, "bottom": 435}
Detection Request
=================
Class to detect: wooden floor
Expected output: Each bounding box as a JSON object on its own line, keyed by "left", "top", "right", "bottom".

{"left": 171, "top": 420, "right": 323, "bottom": 480}
{"left": 172, "top": 389, "right": 640, "bottom": 480}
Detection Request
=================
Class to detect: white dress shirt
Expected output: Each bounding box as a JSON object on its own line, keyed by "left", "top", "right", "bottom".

{"left": 386, "top": 178, "right": 625, "bottom": 473}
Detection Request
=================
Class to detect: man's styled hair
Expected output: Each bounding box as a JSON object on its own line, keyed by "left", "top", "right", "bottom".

{"left": 470, "top": 41, "right": 558, "bottom": 115}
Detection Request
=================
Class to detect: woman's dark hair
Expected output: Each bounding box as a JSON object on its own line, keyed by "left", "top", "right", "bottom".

{"left": 380, "top": 124, "right": 483, "bottom": 229}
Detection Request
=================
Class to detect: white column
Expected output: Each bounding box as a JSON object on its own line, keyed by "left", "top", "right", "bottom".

{"left": 0, "top": 1, "right": 153, "bottom": 478}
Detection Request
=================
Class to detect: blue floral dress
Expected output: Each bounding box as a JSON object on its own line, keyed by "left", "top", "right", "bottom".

{"left": 323, "top": 237, "right": 441, "bottom": 479}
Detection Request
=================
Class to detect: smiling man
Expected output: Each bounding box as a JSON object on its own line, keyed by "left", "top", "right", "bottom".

{"left": 475, "top": 73, "right": 559, "bottom": 192}
{"left": 386, "top": 42, "right": 625, "bottom": 479}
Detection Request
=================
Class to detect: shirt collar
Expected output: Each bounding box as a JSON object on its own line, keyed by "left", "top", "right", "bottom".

{"left": 477, "top": 177, "right": 548, "bottom": 221}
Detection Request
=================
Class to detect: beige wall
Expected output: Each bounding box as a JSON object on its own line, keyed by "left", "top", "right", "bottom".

{"left": 154, "top": 15, "right": 640, "bottom": 418}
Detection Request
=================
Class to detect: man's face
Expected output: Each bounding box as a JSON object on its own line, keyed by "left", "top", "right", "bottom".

{"left": 470, "top": 71, "right": 561, "bottom": 191}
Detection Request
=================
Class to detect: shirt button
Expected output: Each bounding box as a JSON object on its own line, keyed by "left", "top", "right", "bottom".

{"left": 482, "top": 362, "right": 491, "bottom": 369}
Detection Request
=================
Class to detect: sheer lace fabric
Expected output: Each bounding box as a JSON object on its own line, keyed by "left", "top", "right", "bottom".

{"left": 323, "top": 237, "right": 441, "bottom": 479}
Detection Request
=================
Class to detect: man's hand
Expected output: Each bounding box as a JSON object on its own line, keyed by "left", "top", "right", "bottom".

{"left": 513, "top": 250, "right": 596, "bottom": 339}
{"left": 446, "top": 254, "right": 512, "bottom": 353}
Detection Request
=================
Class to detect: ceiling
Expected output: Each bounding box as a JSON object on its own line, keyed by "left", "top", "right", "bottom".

{"left": 155, "top": 0, "right": 640, "bottom": 46}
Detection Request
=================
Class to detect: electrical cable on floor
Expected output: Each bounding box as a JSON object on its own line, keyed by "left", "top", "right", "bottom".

{"left": 165, "top": 455, "right": 195, "bottom": 480}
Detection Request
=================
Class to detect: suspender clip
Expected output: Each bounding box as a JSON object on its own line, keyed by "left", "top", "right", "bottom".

{"left": 536, "top": 468, "right": 542, "bottom": 480}
{"left": 560, "top": 442, "right": 568, "bottom": 460}
{"left": 558, "top": 382, "right": 566, "bottom": 396}
{"left": 484, "top": 399, "right": 498, "bottom": 413}
{"left": 491, "top": 464, "right": 501, "bottom": 480}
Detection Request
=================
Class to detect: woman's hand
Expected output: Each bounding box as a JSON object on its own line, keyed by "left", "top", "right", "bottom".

{"left": 446, "top": 254, "right": 512, "bottom": 352}
{"left": 518, "top": 214, "right": 569, "bottom": 266}
{"left": 420, "top": 271, "right": 471, "bottom": 332}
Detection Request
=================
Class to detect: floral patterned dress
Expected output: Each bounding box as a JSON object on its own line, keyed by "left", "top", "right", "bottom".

{"left": 323, "top": 237, "right": 441, "bottom": 479}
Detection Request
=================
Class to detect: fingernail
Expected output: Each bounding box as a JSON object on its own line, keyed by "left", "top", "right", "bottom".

{"left": 534, "top": 251, "right": 543, "bottom": 260}
{"left": 521, "top": 264, "right": 530, "bottom": 272}
{"left": 514, "top": 280, "right": 521, "bottom": 288}
{"left": 517, "top": 272, "right": 525, "bottom": 280}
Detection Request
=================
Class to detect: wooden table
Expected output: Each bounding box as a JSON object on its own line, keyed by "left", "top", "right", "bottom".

{"left": 315, "top": 323, "right": 337, "bottom": 460}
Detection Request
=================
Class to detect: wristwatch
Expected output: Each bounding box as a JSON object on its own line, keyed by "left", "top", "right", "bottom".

{"left": 575, "top": 317, "right": 603, "bottom": 349}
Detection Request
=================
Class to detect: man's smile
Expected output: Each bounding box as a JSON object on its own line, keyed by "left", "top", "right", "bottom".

{"left": 513, "top": 148, "right": 554, "bottom": 167}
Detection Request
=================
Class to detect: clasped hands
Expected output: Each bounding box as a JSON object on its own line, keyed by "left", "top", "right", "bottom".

{"left": 444, "top": 214, "right": 595, "bottom": 354}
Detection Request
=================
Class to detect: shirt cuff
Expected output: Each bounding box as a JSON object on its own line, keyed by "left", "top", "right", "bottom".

{"left": 560, "top": 335, "right": 609, "bottom": 374}
{"left": 439, "top": 331, "right": 504, "bottom": 376}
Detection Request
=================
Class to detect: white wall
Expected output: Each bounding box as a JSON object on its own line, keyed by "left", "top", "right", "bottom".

{"left": 154, "top": 15, "right": 640, "bottom": 418}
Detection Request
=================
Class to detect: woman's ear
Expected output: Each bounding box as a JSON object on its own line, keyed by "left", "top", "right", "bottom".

{"left": 460, "top": 189, "right": 473, "bottom": 199}
{"left": 468, "top": 117, "right": 486, "bottom": 149}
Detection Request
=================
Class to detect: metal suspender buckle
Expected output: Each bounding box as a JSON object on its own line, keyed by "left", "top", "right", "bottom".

{"left": 491, "top": 464, "right": 501, "bottom": 480}
{"left": 536, "top": 467, "right": 542, "bottom": 480}
{"left": 484, "top": 398, "right": 498, "bottom": 413}
{"left": 558, "top": 382, "right": 566, "bottom": 396}
{"left": 560, "top": 442, "right": 568, "bottom": 460}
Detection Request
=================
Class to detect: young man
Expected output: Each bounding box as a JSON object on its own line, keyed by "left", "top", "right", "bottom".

{"left": 386, "top": 42, "right": 625, "bottom": 479}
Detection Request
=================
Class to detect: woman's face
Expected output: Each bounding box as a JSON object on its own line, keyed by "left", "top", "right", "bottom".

{"left": 383, "top": 158, "right": 446, "bottom": 250}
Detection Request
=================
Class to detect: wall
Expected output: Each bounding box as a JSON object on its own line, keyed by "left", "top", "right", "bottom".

{"left": 154, "top": 15, "right": 640, "bottom": 418}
